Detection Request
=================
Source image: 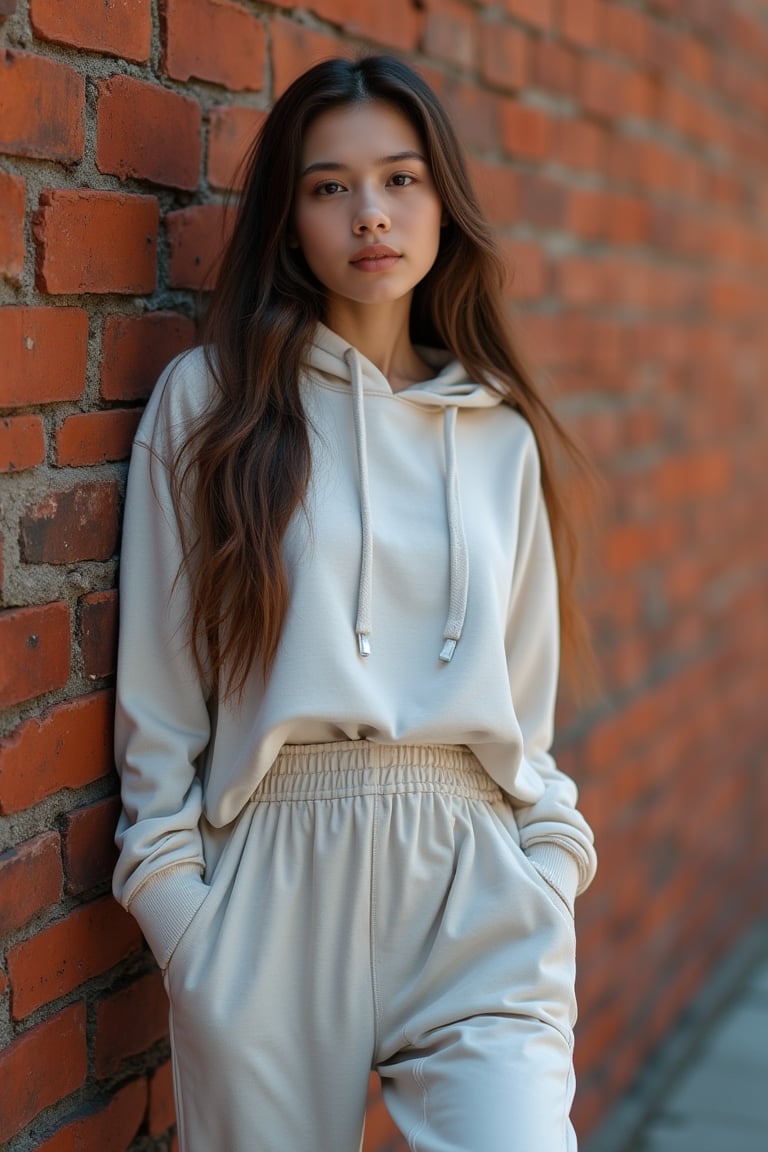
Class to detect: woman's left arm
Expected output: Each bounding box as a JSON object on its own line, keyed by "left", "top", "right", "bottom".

{"left": 506, "top": 438, "right": 597, "bottom": 914}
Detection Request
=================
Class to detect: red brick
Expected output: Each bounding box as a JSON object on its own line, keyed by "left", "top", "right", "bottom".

{"left": 466, "top": 159, "right": 519, "bottom": 228}
{"left": 63, "top": 794, "right": 121, "bottom": 895}
{"left": 655, "top": 451, "right": 730, "bottom": 502}
{"left": 273, "top": 0, "right": 421, "bottom": 49}
{"left": 80, "top": 589, "right": 119, "bottom": 680}
{"left": 8, "top": 896, "right": 142, "bottom": 1019}
{"left": 0, "top": 603, "right": 70, "bottom": 710}
{"left": 100, "top": 311, "right": 195, "bottom": 402}
{"left": 479, "top": 19, "right": 528, "bottom": 92}
{"left": 35, "top": 1078, "right": 148, "bottom": 1152}
{"left": 440, "top": 78, "right": 501, "bottom": 153}
{"left": 0, "top": 969, "right": 6, "bottom": 996}
{"left": 0, "top": 50, "right": 84, "bottom": 163}
{"left": 0, "top": 1004, "right": 87, "bottom": 1145}
{"left": 208, "top": 105, "right": 265, "bottom": 191}
{"left": 271, "top": 17, "right": 354, "bottom": 98}
{"left": 504, "top": 0, "right": 553, "bottom": 29}
{"left": 149, "top": 1060, "right": 175, "bottom": 1136}
{"left": 162, "top": 0, "right": 266, "bottom": 90}
{"left": 33, "top": 190, "right": 158, "bottom": 295}
{"left": 30, "top": 0, "right": 151, "bottom": 62}
{"left": 560, "top": 0, "right": 600, "bottom": 46}
{"left": 0, "top": 307, "right": 88, "bottom": 408}
{"left": 0, "top": 415, "right": 45, "bottom": 473}
{"left": 500, "top": 100, "right": 553, "bottom": 160}
{"left": 0, "top": 831, "right": 63, "bottom": 935}
{"left": 167, "top": 203, "right": 234, "bottom": 290}
{"left": 580, "top": 55, "right": 629, "bottom": 121}
{"left": 532, "top": 37, "right": 578, "bottom": 95}
{"left": 423, "top": 0, "right": 478, "bottom": 70}
{"left": 97, "top": 76, "right": 201, "bottom": 191}
{"left": 602, "top": 2, "right": 652, "bottom": 67}
{"left": 20, "top": 482, "right": 120, "bottom": 565}
{"left": 95, "top": 969, "right": 168, "bottom": 1077}
{"left": 502, "top": 238, "right": 547, "bottom": 300}
{"left": 555, "top": 116, "right": 607, "bottom": 173}
{"left": 0, "top": 691, "right": 114, "bottom": 815}
{"left": 0, "top": 170, "right": 25, "bottom": 281}
{"left": 55, "top": 409, "right": 141, "bottom": 467}
{"left": 0, "top": 0, "right": 16, "bottom": 18}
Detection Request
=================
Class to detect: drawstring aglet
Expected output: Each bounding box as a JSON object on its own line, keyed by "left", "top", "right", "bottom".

{"left": 358, "top": 634, "right": 371, "bottom": 658}
{"left": 439, "top": 638, "right": 457, "bottom": 662}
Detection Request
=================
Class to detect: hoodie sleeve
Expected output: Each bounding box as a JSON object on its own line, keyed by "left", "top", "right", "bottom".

{"left": 504, "top": 435, "right": 597, "bottom": 914}
{"left": 112, "top": 359, "right": 212, "bottom": 970}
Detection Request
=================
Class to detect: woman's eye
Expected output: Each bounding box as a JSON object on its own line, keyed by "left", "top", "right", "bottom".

{"left": 316, "top": 181, "right": 345, "bottom": 196}
{"left": 390, "top": 173, "right": 414, "bottom": 187}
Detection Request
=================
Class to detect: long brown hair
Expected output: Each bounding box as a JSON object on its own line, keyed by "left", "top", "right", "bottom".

{"left": 173, "top": 56, "right": 592, "bottom": 699}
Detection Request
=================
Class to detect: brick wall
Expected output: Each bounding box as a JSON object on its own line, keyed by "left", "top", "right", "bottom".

{"left": 1, "top": 1, "right": 766, "bottom": 1148}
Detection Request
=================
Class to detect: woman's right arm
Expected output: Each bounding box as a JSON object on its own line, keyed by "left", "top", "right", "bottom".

{"left": 112, "top": 359, "right": 212, "bottom": 970}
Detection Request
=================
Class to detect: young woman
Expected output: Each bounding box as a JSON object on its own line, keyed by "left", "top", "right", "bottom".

{"left": 113, "top": 56, "right": 597, "bottom": 1152}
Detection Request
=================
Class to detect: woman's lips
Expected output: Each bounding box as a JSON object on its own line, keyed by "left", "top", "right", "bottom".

{"left": 350, "top": 245, "right": 401, "bottom": 272}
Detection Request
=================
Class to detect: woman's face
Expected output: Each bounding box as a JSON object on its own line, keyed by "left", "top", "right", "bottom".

{"left": 293, "top": 100, "right": 444, "bottom": 317}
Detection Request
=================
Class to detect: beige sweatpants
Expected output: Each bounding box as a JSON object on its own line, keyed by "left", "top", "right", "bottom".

{"left": 163, "top": 742, "right": 579, "bottom": 1152}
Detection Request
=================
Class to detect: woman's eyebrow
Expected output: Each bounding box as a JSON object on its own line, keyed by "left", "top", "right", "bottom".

{"left": 300, "top": 150, "right": 427, "bottom": 177}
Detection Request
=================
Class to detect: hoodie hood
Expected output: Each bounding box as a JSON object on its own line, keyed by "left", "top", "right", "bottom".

{"left": 306, "top": 323, "right": 504, "bottom": 664}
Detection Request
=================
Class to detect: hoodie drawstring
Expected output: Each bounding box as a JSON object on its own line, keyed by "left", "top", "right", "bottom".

{"left": 345, "top": 348, "right": 373, "bottom": 657}
{"left": 343, "top": 347, "right": 469, "bottom": 663}
{"left": 439, "top": 405, "right": 468, "bottom": 662}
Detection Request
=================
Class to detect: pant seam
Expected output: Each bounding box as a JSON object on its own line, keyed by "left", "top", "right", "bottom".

{"left": 369, "top": 788, "right": 382, "bottom": 1058}
{"left": 405, "top": 1056, "right": 429, "bottom": 1152}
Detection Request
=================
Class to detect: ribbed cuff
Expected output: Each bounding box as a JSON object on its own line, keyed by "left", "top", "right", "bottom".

{"left": 128, "top": 865, "right": 209, "bottom": 970}
{"left": 525, "top": 842, "right": 580, "bottom": 915}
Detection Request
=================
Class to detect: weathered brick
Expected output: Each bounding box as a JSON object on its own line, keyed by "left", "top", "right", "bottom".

{"left": 8, "top": 896, "right": 143, "bottom": 1019}
{"left": 33, "top": 190, "right": 158, "bottom": 295}
{"left": 500, "top": 100, "right": 554, "bottom": 160}
{"left": 95, "top": 969, "right": 168, "bottom": 1077}
{"left": 532, "top": 36, "right": 578, "bottom": 95}
{"left": 0, "top": 49, "right": 84, "bottom": 163}
{"left": 0, "top": 307, "right": 88, "bottom": 408}
{"left": 0, "top": 831, "right": 63, "bottom": 935}
{"left": 0, "top": 169, "right": 25, "bottom": 281}
{"left": 97, "top": 75, "right": 201, "bottom": 191}
{"left": 30, "top": 0, "right": 152, "bottom": 62}
{"left": 20, "top": 481, "right": 120, "bottom": 565}
{"left": 271, "top": 17, "right": 353, "bottom": 98}
{"left": 0, "top": 691, "right": 114, "bottom": 815}
{"left": 560, "top": 0, "right": 600, "bottom": 46}
{"left": 148, "top": 1060, "right": 175, "bottom": 1136}
{"left": 63, "top": 793, "right": 121, "bottom": 895}
{"left": 422, "top": 0, "right": 478, "bottom": 70}
{"left": 466, "top": 159, "right": 519, "bottom": 228}
{"left": 479, "top": 19, "right": 528, "bottom": 93}
{"left": 0, "top": 415, "right": 45, "bottom": 473}
{"left": 166, "top": 203, "right": 234, "bottom": 290}
{"left": 503, "top": 0, "right": 554, "bottom": 30}
{"left": 0, "top": 1004, "right": 87, "bottom": 1145}
{"left": 56, "top": 409, "right": 141, "bottom": 467}
{"left": 100, "top": 311, "right": 196, "bottom": 402}
{"left": 80, "top": 588, "right": 119, "bottom": 680}
{"left": 0, "top": 602, "right": 70, "bottom": 710}
{"left": 35, "top": 1079, "right": 148, "bottom": 1152}
{"left": 0, "top": 0, "right": 16, "bottom": 19}
{"left": 208, "top": 105, "right": 265, "bottom": 191}
{"left": 162, "top": 0, "right": 266, "bottom": 90}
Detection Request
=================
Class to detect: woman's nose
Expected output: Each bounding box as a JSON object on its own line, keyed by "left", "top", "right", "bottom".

{"left": 352, "top": 196, "right": 390, "bottom": 234}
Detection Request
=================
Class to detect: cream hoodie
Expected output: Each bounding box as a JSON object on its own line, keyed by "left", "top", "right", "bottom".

{"left": 113, "top": 323, "right": 597, "bottom": 969}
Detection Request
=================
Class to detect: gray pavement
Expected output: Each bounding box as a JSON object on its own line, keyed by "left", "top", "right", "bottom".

{"left": 586, "top": 922, "right": 768, "bottom": 1152}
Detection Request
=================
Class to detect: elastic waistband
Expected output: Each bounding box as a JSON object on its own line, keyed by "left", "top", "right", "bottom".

{"left": 251, "top": 741, "right": 503, "bottom": 803}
